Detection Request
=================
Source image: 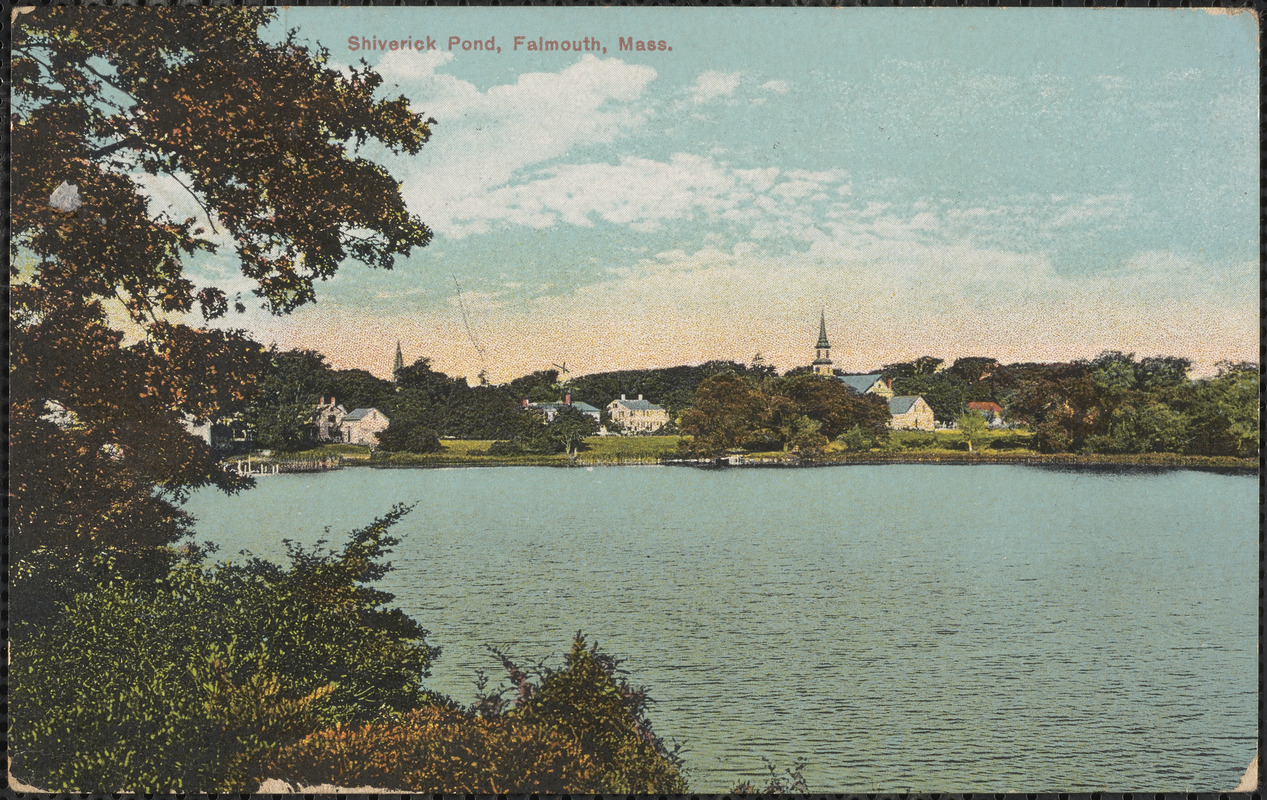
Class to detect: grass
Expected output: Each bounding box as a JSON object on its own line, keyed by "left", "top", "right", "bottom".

{"left": 883, "top": 427, "right": 1036, "bottom": 454}
{"left": 258, "top": 432, "right": 1254, "bottom": 472}
{"left": 576, "top": 436, "right": 683, "bottom": 459}
{"left": 268, "top": 443, "right": 374, "bottom": 461}
{"left": 263, "top": 436, "right": 686, "bottom": 468}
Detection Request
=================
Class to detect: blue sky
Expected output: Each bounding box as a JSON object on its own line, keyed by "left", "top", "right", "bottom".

{"left": 150, "top": 8, "right": 1258, "bottom": 380}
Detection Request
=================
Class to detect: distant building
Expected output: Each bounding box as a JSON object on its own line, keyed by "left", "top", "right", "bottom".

{"left": 311, "top": 397, "right": 347, "bottom": 443}
{"left": 607, "top": 394, "right": 670, "bottom": 434}
{"left": 526, "top": 393, "right": 602, "bottom": 423}
{"left": 838, "top": 373, "right": 895, "bottom": 399}
{"left": 342, "top": 407, "right": 390, "bottom": 446}
{"left": 812, "top": 311, "right": 834, "bottom": 376}
{"left": 967, "top": 401, "right": 1005, "bottom": 428}
{"left": 182, "top": 413, "right": 252, "bottom": 452}
{"left": 888, "top": 396, "right": 935, "bottom": 431}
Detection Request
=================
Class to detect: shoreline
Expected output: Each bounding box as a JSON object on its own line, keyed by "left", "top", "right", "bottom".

{"left": 251, "top": 451, "right": 1256, "bottom": 475}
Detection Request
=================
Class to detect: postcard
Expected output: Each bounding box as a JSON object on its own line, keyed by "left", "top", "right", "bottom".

{"left": 9, "top": 4, "right": 1259, "bottom": 793}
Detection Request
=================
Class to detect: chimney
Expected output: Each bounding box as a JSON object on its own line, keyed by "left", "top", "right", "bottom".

{"left": 331, "top": 396, "right": 336, "bottom": 408}
{"left": 621, "top": 394, "right": 626, "bottom": 401}
{"left": 638, "top": 394, "right": 643, "bottom": 400}
{"left": 565, "top": 392, "right": 571, "bottom": 405}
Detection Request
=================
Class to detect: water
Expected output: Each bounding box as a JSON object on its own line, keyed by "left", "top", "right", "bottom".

{"left": 183, "top": 465, "right": 1257, "bottom": 791}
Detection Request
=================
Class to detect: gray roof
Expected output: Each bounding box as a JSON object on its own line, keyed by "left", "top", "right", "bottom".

{"left": 343, "top": 407, "right": 384, "bottom": 422}
{"left": 888, "top": 396, "right": 922, "bottom": 415}
{"left": 610, "top": 398, "right": 664, "bottom": 412}
{"left": 838, "top": 373, "right": 885, "bottom": 394}
{"left": 539, "top": 401, "right": 601, "bottom": 414}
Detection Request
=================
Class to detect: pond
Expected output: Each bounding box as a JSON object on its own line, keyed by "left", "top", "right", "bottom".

{"left": 183, "top": 464, "right": 1257, "bottom": 791}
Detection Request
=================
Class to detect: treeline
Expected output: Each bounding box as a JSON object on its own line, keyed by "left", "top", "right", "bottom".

{"left": 870, "top": 352, "right": 1257, "bottom": 456}
{"left": 242, "top": 351, "right": 770, "bottom": 452}
{"left": 244, "top": 349, "right": 1257, "bottom": 460}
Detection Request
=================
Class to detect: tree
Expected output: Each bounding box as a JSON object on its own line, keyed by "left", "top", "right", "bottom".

{"left": 11, "top": 7, "right": 433, "bottom": 562}
{"left": 676, "top": 374, "right": 766, "bottom": 457}
{"left": 548, "top": 407, "right": 601, "bottom": 457}
{"left": 946, "top": 356, "right": 1001, "bottom": 383}
{"left": 881, "top": 356, "right": 944, "bottom": 382}
{"left": 243, "top": 349, "right": 332, "bottom": 451}
{"left": 777, "top": 373, "right": 890, "bottom": 441}
{"left": 11, "top": 506, "right": 442, "bottom": 791}
{"left": 1182, "top": 362, "right": 1259, "bottom": 457}
{"left": 955, "top": 412, "right": 988, "bottom": 453}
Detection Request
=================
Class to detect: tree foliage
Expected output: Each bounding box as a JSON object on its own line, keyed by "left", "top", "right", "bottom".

{"left": 678, "top": 373, "right": 890, "bottom": 457}
{"left": 265, "top": 635, "right": 688, "bottom": 793}
{"left": 11, "top": 7, "right": 434, "bottom": 559}
{"left": 10, "top": 506, "right": 441, "bottom": 792}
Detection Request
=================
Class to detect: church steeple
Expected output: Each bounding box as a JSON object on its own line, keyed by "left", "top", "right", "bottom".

{"left": 812, "top": 311, "right": 834, "bottom": 376}
{"left": 393, "top": 341, "right": 404, "bottom": 380}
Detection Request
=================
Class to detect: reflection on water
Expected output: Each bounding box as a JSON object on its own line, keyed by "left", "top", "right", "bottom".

{"left": 185, "top": 465, "right": 1257, "bottom": 791}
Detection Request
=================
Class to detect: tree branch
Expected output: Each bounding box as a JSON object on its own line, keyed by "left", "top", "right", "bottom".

{"left": 90, "top": 136, "right": 145, "bottom": 159}
{"left": 165, "top": 171, "right": 220, "bottom": 235}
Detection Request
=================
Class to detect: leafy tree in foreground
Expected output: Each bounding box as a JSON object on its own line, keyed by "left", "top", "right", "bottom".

{"left": 11, "top": 6, "right": 433, "bottom": 563}
{"left": 10, "top": 506, "right": 441, "bottom": 792}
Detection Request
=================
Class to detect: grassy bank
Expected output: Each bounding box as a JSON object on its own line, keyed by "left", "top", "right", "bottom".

{"left": 271, "top": 437, "right": 684, "bottom": 467}
{"left": 262, "top": 432, "right": 1254, "bottom": 472}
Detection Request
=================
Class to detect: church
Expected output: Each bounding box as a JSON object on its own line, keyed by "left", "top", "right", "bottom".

{"left": 811, "top": 313, "right": 935, "bottom": 431}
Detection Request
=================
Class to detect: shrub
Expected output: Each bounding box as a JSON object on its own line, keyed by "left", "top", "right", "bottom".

{"left": 507, "top": 635, "right": 688, "bottom": 793}
{"left": 265, "top": 635, "right": 689, "bottom": 793}
{"left": 898, "top": 432, "right": 939, "bottom": 450}
{"left": 832, "top": 424, "right": 873, "bottom": 452}
{"left": 732, "top": 757, "right": 810, "bottom": 794}
{"left": 9, "top": 505, "right": 440, "bottom": 792}
{"left": 264, "top": 704, "right": 600, "bottom": 792}
{"left": 376, "top": 424, "right": 441, "bottom": 454}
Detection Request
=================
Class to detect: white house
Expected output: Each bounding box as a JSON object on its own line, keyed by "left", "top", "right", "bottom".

{"left": 342, "top": 407, "right": 390, "bottom": 446}
{"left": 888, "top": 396, "right": 935, "bottom": 431}
{"left": 310, "top": 397, "right": 347, "bottom": 443}
{"left": 607, "top": 394, "right": 670, "bottom": 434}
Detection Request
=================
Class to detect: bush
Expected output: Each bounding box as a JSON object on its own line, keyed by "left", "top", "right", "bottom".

{"left": 267, "top": 635, "right": 689, "bottom": 793}
{"left": 376, "top": 424, "right": 441, "bottom": 454}
{"left": 832, "top": 424, "right": 878, "bottom": 452}
{"left": 732, "top": 757, "right": 810, "bottom": 794}
{"left": 10, "top": 505, "right": 441, "bottom": 792}
{"left": 264, "top": 704, "right": 600, "bottom": 792}
{"left": 506, "top": 635, "right": 688, "bottom": 793}
{"left": 898, "top": 433, "right": 939, "bottom": 450}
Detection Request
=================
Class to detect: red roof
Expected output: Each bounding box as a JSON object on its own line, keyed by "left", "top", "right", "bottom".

{"left": 968, "top": 401, "right": 1003, "bottom": 413}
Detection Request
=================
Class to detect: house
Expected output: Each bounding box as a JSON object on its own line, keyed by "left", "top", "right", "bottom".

{"left": 607, "top": 394, "right": 670, "bottom": 434}
{"left": 838, "top": 373, "right": 895, "bottom": 399}
{"left": 310, "top": 397, "right": 347, "bottom": 443}
{"left": 182, "top": 413, "right": 252, "bottom": 452}
{"left": 342, "top": 407, "right": 390, "bottom": 446}
{"left": 967, "top": 401, "right": 1005, "bottom": 428}
{"left": 888, "top": 396, "right": 935, "bottom": 431}
{"left": 526, "top": 393, "right": 602, "bottom": 423}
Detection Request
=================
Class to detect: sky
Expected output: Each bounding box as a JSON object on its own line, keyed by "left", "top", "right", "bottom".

{"left": 144, "top": 8, "right": 1259, "bottom": 381}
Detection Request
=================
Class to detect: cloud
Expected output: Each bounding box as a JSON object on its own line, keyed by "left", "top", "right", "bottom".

{"left": 396, "top": 55, "right": 659, "bottom": 235}
{"left": 689, "top": 70, "right": 741, "bottom": 104}
{"left": 437, "top": 154, "right": 852, "bottom": 238}
{"left": 760, "top": 79, "right": 789, "bottom": 95}
{"left": 373, "top": 49, "right": 456, "bottom": 84}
